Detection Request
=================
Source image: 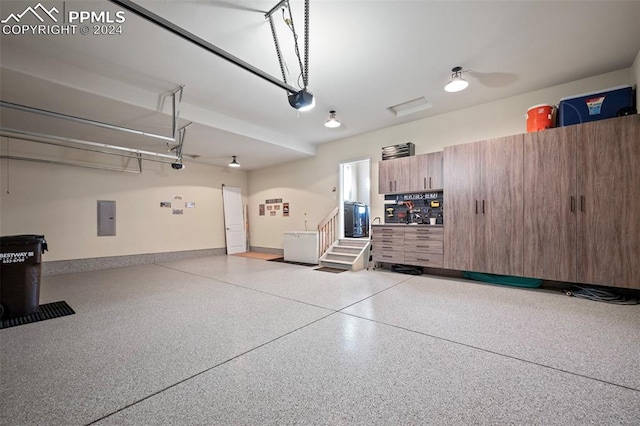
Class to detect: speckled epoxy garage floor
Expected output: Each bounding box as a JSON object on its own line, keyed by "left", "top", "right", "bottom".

{"left": 1, "top": 255, "right": 639, "bottom": 425}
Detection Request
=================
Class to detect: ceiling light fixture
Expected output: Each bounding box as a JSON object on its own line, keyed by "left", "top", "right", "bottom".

{"left": 229, "top": 156, "right": 241, "bottom": 168}
{"left": 324, "top": 110, "right": 341, "bottom": 128}
{"left": 444, "top": 66, "right": 469, "bottom": 93}
{"left": 288, "top": 89, "right": 315, "bottom": 111}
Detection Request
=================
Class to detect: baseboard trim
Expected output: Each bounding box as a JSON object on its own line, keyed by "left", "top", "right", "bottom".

{"left": 42, "top": 248, "right": 226, "bottom": 276}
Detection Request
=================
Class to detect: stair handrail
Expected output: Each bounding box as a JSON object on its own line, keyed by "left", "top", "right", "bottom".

{"left": 318, "top": 206, "right": 339, "bottom": 256}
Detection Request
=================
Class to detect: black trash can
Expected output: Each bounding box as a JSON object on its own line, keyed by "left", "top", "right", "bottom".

{"left": 0, "top": 235, "right": 48, "bottom": 319}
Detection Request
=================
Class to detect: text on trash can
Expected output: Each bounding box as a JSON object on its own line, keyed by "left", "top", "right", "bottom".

{"left": 1, "top": 252, "right": 35, "bottom": 264}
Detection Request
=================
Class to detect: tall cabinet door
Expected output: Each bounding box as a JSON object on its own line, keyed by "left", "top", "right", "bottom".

{"left": 478, "top": 135, "right": 524, "bottom": 276}
{"left": 577, "top": 114, "right": 640, "bottom": 288}
{"left": 523, "top": 127, "right": 577, "bottom": 282}
{"left": 444, "top": 142, "right": 481, "bottom": 271}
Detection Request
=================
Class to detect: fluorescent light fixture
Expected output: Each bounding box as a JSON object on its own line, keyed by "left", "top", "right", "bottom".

{"left": 324, "top": 110, "right": 341, "bottom": 128}
{"left": 288, "top": 89, "right": 315, "bottom": 111}
{"left": 445, "top": 66, "right": 469, "bottom": 92}
{"left": 229, "top": 156, "right": 240, "bottom": 168}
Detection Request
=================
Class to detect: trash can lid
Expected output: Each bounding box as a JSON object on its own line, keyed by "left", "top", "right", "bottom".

{"left": 0, "top": 235, "right": 48, "bottom": 252}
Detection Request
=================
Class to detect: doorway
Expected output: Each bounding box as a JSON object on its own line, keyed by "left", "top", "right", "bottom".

{"left": 222, "top": 185, "right": 247, "bottom": 254}
{"left": 339, "top": 158, "right": 371, "bottom": 239}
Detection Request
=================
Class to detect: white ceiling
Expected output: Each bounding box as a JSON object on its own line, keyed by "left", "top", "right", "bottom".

{"left": 1, "top": 0, "right": 639, "bottom": 170}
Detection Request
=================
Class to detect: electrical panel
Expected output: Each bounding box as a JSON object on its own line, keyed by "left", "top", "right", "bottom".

{"left": 97, "top": 200, "right": 116, "bottom": 236}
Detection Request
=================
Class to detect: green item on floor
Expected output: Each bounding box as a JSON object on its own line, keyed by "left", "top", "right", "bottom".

{"left": 462, "top": 271, "right": 542, "bottom": 288}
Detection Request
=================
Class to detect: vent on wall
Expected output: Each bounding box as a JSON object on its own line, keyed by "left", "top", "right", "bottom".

{"left": 382, "top": 142, "right": 415, "bottom": 160}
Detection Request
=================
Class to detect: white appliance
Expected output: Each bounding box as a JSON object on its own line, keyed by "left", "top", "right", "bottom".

{"left": 283, "top": 231, "right": 319, "bottom": 264}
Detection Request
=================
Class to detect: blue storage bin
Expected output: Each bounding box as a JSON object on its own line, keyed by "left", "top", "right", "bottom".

{"left": 558, "top": 85, "right": 634, "bottom": 126}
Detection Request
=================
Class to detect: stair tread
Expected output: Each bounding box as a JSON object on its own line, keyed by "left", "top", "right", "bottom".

{"left": 327, "top": 252, "right": 357, "bottom": 257}
{"left": 320, "top": 259, "right": 353, "bottom": 265}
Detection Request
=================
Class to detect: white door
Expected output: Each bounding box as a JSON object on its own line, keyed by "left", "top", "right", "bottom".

{"left": 222, "top": 186, "right": 246, "bottom": 254}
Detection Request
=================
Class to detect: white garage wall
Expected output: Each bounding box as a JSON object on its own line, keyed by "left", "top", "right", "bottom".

{"left": 248, "top": 68, "right": 633, "bottom": 250}
{"left": 2, "top": 65, "right": 635, "bottom": 259}
{"left": 0, "top": 140, "right": 247, "bottom": 261}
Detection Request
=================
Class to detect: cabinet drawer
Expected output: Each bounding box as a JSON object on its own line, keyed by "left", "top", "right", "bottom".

{"left": 405, "top": 230, "right": 443, "bottom": 242}
{"left": 373, "top": 241, "right": 403, "bottom": 251}
{"left": 373, "top": 233, "right": 403, "bottom": 238}
{"left": 372, "top": 242, "right": 403, "bottom": 253}
{"left": 404, "top": 252, "right": 444, "bottom": 268}
{"left": 372, "top": 227, "right": 405, "bottom": 245}
{"left": 408, "top": 226, "right": 444, "bottom": 235}
{"left": 372, "top": 226, "right": 405, "bottom": 235}
{"left": 404, "top": 240, "right": 443, "bottom": 254}
{"left": 373, "top": 251, "right": 405, "bottom": 263}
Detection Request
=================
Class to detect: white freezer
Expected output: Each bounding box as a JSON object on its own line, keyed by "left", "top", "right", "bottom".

{"left": 283, "top": 231, "right": 319, "bottom": 264}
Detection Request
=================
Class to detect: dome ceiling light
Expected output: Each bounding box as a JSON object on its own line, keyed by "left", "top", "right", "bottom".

{"left": 324, "top": 110, "right": 341, "bottom": 128}
{"left": 444, "top": 66, "right": 469, "bottom": 93}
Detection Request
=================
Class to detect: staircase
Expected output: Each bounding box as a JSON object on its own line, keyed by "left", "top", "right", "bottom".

{"left": 318, "top": 238, "right": 371, "bottom": 271}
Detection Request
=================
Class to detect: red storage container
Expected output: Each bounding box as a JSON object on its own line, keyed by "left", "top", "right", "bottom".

{"left": 526, "top": 104, "right": 556, "bottom": 132}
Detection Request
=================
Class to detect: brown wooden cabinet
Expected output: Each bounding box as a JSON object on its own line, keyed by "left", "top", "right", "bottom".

{"left": 444, "top": 135, "right": 524, "bottom": 276}
{"left": 443, "top": 142, "right": 480, "bottom": 271}
{"left": 380, "top": 115, "right": 638, "bottom": 289}
{"left": 378, "top": 156, "right": 412, "bottom": 194}
{"left": 578, "top": 115, "right": 640, "bottom": 287}
{"left": 378, "top": 152, "right": 443, "bottom": 194}
{"left": 371, "top": 225, "right": 444, "bottom": 268}
{"left": 404, "top": 226, "right": 444, "bottom": 267}
{"left": 523, "top": 126, "right": 577, "bottom": 282}
{"left": 427, "top": 152, "right": 444, "bottom": 190}
{"left": 410, "top": 151, "right": 443, "bottom": 191}
{"left": 524, "top": 114, "right": 640, "bottom": 288}
{"left": 378, "top": 159, "right": 392, "bottom": 194}
{"left": 371, "top": 225, "right": 405, "bottom": 263}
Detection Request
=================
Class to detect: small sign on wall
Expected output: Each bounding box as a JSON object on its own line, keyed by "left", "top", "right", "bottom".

{"left": 263, "top": 198, "right": 288, "bottom": 217}
{"left": 161, "top": 196, "right": 194, "bottom": 214}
